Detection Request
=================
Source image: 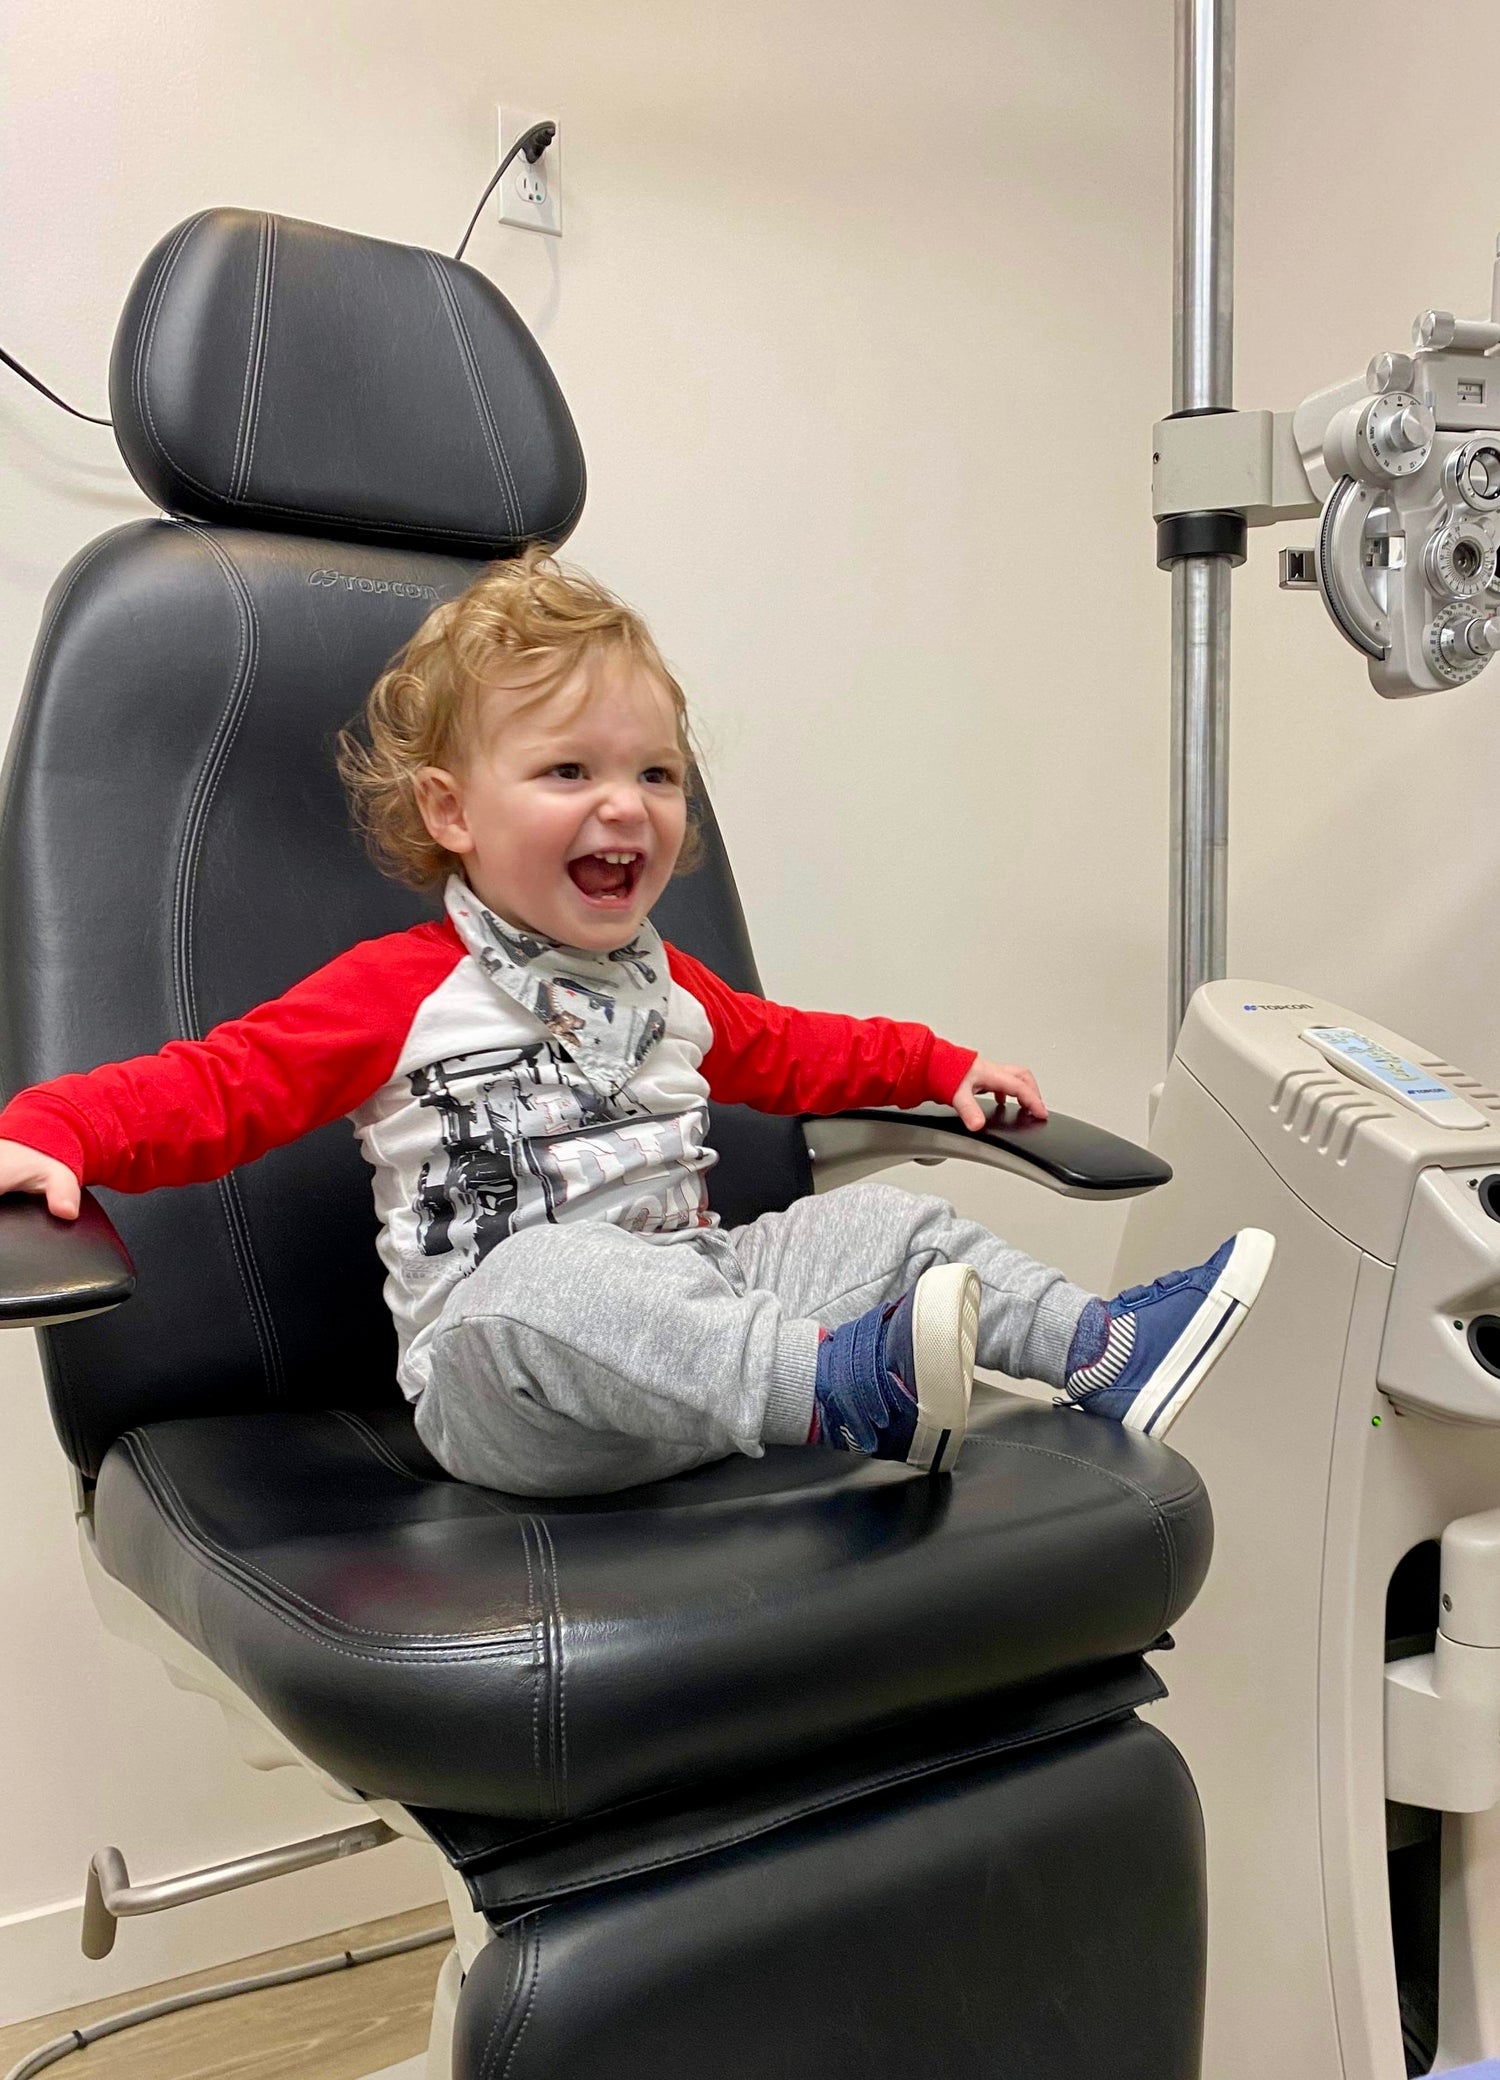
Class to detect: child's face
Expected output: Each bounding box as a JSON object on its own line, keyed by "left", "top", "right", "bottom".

{"left": 416, "top": 654, "right": 689, "bottom": 951}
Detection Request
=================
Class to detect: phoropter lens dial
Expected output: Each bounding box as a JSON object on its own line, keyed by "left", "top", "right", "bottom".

{"left": 1446, "top": 439, "right": 1500, "bottom": 512}
{"left": 1428, "top": 600, "right": 1500, "bottom": 685}
{"left": 1362, "top": 394, "right": 1435, "bottom": 477}
{"left": 1425, "top": 516, "right": 1499, "bottom": 599}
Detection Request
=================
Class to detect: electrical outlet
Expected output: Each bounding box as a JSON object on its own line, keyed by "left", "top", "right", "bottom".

{"left": 497, "top": 106, "right": 561, "bottom": 237}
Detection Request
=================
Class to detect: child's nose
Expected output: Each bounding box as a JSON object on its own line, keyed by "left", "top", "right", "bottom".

{"left": 600, "top": 782, "right": 647, "bottom": 825}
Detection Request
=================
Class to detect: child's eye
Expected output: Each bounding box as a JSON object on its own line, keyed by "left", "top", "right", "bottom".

{"left": 641, "top": 766, "right": 682, "bottom": 787}
{"left": 547, "top": 762, "right": 586, "bottom": 780}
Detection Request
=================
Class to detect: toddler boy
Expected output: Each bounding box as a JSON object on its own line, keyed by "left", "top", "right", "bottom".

{"left": 0, "top": 552, "right": 1272, "bottom": 1494}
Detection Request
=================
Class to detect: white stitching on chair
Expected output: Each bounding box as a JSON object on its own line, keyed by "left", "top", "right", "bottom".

{"left": 422, "top": 250, "right": 522, "bottom": 540}
{"left": 122, "top": 1429, "right": 537, "bottom": 1653}
{"left": 330, "top": 1408, "right": 517, "bottom": 1504}
{"left": 469, "top": 1926, "right": 527, "bottom": 2080}
{"left": 132, "top": 214, "right": 210, "bottom": 496}
{"left": 166, "top": 527, "right": 287, "bottom": 1397}
{"left": 135, "top": 216, "right": 300, "bottom": 522}
{"left": 525, "top": 1521, "right": 554, "bottom": 1813}
{"left": 455, "top": 296, "right": 525, "bottom": 540}
{"left": 518, "top": 1517, "right": 543, "bottom": 1791}
{"left": 328, "top": 1409, "right": 441, "bottom": 1484}
{"left": 495, "top": 1919, "right": 542, "bottom": 2080}
{"left": 961, "top": 1435, "right": 1182, "bottom": 1641}
{"left": 185, "top": 544, "right": 286, "bottom": 1394}
{"left": 239, "top": 216, "right": 277, "bottom": 497}
{"left": 131, "top": 217, "right": 317, "bottom": 521}
{"left": 538, "top": 1517, "right": 568, "bottom": 1811}
{"left": 228, "top": 215, "right": 269, "bottom": 500}
{"left": 520, "top": 1518, "right": 564, "bottom": 1817}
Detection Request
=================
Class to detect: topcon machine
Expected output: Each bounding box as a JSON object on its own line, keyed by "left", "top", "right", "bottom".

{"left": 1120, "top": 990, "right": 1500, "bottom": 2076}
{"left": 1138, "top": 7, "right": 1500, "bottom": 2073}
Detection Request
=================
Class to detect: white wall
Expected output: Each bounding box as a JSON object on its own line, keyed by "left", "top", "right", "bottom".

{"left": 1231, "top": 0, "right": 1500, "bottom": 1084}
{"left": 4, "top": 0, "right": 1496, "bottom": 2031}
{"left": 489, "top": 0, "right": 1178, "bottom": 1287}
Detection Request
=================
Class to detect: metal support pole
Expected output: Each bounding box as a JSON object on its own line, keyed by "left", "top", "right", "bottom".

{"left": 1167, "top": 0, "right": 1236, "bottom": 1048}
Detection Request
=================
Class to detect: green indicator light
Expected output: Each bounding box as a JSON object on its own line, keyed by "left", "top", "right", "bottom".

{"left": 1372, "top": 1415, "right": 1383, "bottom": 1428}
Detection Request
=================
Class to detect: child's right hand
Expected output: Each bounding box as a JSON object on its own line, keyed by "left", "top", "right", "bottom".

{"left": 0, "top": 1139, "right": 82, "bottom": 1219}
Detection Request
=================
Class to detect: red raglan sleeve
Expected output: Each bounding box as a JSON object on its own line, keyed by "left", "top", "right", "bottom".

{"left": 0, "top": 922, "right": 463, "bottom": 1191}
{"left": 666, "top": 946, "right": 977, "bottom": 1116}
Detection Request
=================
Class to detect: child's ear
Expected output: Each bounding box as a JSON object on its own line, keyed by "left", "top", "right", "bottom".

{"left": 413, "top": 767, "right": 473, "bottom": 856}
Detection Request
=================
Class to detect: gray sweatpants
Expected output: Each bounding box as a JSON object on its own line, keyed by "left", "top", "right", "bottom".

{"left": 413, "top": 1181, "right": 1096, "bottom": 1497}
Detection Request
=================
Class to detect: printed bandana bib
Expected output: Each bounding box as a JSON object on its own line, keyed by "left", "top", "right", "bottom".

{"left": 444, "top": 876, "right": 669, "bottom": 1099}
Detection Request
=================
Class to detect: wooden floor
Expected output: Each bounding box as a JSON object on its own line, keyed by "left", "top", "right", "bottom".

{"left": 0, "top": 1906, "right": 452, "bottom": 2080}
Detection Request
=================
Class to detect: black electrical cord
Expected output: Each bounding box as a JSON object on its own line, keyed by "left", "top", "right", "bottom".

{"left": 2, "top": 1923, "right": 452, "bottom": 2080}
{"left": 0, "top": 344, "right": 111, "bottom": 426}
{"left": 454, "top": 119, "right": 557, "bottom": 262}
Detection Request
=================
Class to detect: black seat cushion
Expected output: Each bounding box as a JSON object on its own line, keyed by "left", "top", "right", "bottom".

{"left": 92, "top": 1389, "right": 1210, "bottom": 1820}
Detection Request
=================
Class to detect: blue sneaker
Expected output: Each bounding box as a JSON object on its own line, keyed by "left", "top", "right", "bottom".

{"left": 1061, "top": 1229, "right": 1275, "bottom": 1438}
{"left": 814, "top": 1263, "right": 980, "bottom": 1473}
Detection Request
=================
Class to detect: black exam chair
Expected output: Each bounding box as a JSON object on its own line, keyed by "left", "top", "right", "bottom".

{"left": 0, "top": 210, "right": 1212, "bottom": 2080}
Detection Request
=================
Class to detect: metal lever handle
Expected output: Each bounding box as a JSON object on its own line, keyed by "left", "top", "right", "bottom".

{"left": 80, "top": 1818, "right": 397, "bottom": 1958}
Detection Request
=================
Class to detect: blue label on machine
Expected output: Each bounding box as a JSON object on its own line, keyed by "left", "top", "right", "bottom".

{"left": 1306, "top": 1026, "right": 1455, "bottom": 1104}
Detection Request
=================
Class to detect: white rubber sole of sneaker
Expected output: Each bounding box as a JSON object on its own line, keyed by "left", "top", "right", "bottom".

{"left": 1121, "top": 1227, "right": 1276, "bottom": 1439}
{"left": 907, "top": 1262, "right": 980, "bottom": 1473}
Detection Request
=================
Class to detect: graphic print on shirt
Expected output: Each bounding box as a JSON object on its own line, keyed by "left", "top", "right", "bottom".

{"left": 528, "top": 974, "right": 665, "bottom": 1068}
{"left": 410, "top": 1039, "right": 712, "bottom": 1272}
{"left": 449, "top": 890, "right": 669, "bottom": 1099}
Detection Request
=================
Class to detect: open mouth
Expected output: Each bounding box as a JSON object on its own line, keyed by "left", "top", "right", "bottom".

{"left": 566, "top": 851, "right": 644, "bottom": 906}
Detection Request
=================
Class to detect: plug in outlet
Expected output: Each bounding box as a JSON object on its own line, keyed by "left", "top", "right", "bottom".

{"left": 497, "top": 107, "right": 561, "bottom": 237}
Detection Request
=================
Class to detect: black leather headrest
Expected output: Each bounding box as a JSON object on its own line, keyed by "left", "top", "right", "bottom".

{"left": 109, "top": 210, "right": 585, "bottom": 557}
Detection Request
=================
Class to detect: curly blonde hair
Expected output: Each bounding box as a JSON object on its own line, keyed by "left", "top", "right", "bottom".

{"left": 337, "top": 546, "right": 700, "bottom": 889}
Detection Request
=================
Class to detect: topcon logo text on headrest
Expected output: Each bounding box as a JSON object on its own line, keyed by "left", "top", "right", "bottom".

{"left": 1241, "top": 1002, "right": 1315, "bottom": 1012}
{"left": 307, "top": 570, "right": 440, "bottom": 602}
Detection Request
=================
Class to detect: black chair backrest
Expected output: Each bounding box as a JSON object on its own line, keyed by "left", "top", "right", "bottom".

{"left": 0, "top": 210, "right": 809, "bottom": 1478}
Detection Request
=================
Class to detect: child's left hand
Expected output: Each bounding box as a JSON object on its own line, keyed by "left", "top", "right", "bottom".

{"left": 949, "top": 1057, "right": 1048, "bottom": 1131}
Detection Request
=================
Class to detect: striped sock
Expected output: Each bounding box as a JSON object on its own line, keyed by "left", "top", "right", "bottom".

{"left": 1063, "top": 1302, "right": 1137, "bottom": 1400}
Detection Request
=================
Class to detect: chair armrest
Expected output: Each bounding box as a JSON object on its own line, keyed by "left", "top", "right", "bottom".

{"left": 802, "top": 1101, "right": 1171, "bottom": 1201}
{"left": 0, "top": 1191, "right": 136, "bottom": 1326}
